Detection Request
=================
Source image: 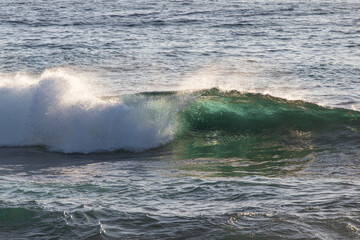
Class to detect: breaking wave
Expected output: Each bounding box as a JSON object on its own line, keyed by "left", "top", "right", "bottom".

{"left": 0, "top": 70, "right": 359, "bottom": 154}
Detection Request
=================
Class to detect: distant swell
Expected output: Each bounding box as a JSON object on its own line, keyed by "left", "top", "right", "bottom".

{"left": 1, "top": 71, "right": 359, "bottom": 154}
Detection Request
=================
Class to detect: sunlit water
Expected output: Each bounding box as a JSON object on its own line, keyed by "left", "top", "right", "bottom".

{"left": 0, "top": 0, "right": 360, "bottom": 239}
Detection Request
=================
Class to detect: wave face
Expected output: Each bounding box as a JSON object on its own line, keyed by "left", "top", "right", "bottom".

{"left": 0, "top": 73, "right": 359, "bottom": 154}
{"left": 180, "top": 88, "right": 359, "bottom": 133}
{"left": 174, "top": 88, "right": 360, "bottom": 159}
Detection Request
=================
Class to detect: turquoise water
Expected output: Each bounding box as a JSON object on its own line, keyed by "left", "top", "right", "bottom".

{"left": 1, "top": 0, "right": 360, "bottom": 239}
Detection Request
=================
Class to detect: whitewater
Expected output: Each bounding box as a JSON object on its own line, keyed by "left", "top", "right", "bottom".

{"left": 1, "top": 0, "right": 360, "bottom": 239}
{"left": 0, "top": 69, "right": 177, "bottom": 153}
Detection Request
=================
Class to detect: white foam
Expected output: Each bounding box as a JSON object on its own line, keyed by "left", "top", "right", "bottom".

{"left": 0, "top": 68, "right": 175, "bottom": 153}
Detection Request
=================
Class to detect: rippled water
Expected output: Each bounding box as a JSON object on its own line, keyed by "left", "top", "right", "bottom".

{"left": 0, "top": 0, "right": 360, "bottom": 239}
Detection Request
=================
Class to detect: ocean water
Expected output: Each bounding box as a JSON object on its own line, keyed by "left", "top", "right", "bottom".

{"left": 0, "top": 0, "right": 360, "bottom": 239}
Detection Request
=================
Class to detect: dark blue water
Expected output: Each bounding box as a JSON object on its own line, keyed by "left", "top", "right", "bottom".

{"left": 0, "top": 0, "right": 360, "bottom": 239}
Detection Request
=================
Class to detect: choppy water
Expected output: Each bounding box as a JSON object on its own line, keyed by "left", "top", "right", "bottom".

{"left": 0, "top": 0, "right": 360, "bottom": 239}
